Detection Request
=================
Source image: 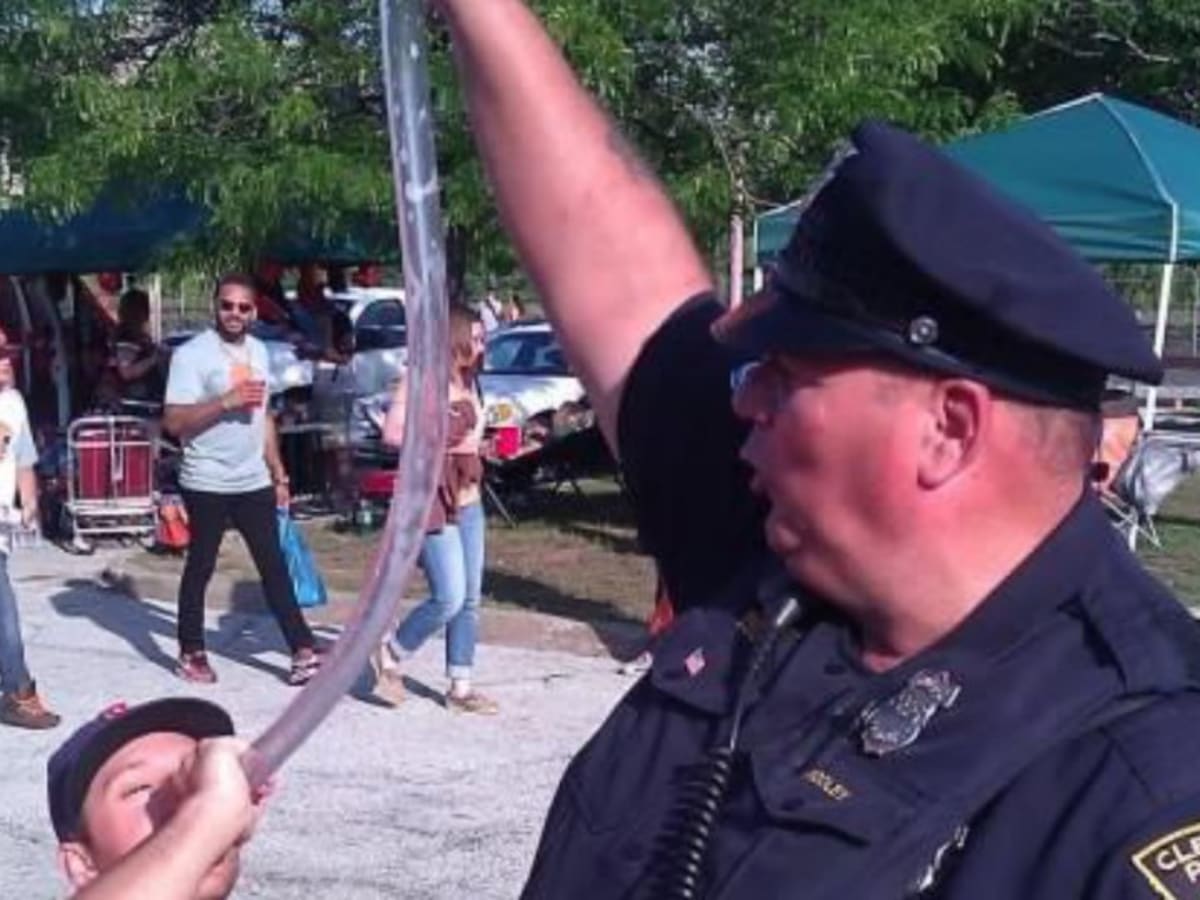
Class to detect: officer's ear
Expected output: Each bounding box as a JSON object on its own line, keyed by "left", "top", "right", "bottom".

{"left": 916, "top": 378, "right": 990, "bottom": 489}
{"left": 58, "top": 839, "right": 99, "bottom": 890}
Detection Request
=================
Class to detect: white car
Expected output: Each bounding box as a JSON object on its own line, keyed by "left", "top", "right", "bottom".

{"left": 242, "top": 287, "right": 408, "bottom": 402}
{"left": 312, "top": 287, "right": 408, "bottom": 407}
{"left": 479, "top": 320, "right": 586, "bottom": 429}
{"left": 348, "top": 319, "right": 587, "bottom": 450}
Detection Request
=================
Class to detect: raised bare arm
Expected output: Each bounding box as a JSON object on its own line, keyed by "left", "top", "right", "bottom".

{"left": 435, "top": 0, "right": 714, "bottom": 451}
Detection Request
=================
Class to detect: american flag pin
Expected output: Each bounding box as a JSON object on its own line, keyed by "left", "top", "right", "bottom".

{"left": 684, "top": 647, "right": 706, "bottom": 677}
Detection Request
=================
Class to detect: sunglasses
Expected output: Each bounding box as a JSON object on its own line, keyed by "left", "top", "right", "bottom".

{"left": 219, "top": 300, "right": 255, "bottom": 315}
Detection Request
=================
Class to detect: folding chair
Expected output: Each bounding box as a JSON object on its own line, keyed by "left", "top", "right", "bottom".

{"left": 1102, "top": 428, "right": 1200, "bottom": 549}
{"left": 1091, "top": 403, "right": 1151, "bottom": 545}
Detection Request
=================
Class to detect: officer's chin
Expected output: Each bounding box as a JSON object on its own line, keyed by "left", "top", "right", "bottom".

{"left": 764, "top": 514, "right": 819, "bottom": 583}
{"left": 764, "top": 507, "right": 804, "bottom": 555}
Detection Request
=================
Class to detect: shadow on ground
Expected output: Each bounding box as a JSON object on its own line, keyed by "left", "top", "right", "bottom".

{"left": 49, "top": 577, "right": 342, "bottom": 687}
{"left": 483, "top": 569, "right": 644, "bottom": 660}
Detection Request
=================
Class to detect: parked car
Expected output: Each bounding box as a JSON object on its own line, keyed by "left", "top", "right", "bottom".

{"left": 314, "top": 287, "right": 408, "bottom": 405}
{"left": 348, "top": 319, "right": 588, "bottom": 453}
{"left": 479, "top": 320, "right": 586, "bottom": 430}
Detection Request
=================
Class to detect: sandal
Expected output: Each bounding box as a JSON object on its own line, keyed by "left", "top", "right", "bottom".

{"left": 176, "top": 651, "right": 218, "bottom": 684}
{"left": 288, "top": 650, "right": 322, "bottom": 686}
{"left": 445, "top": 690, "right": 499, "bottom": 716}
{"left": 370, "top": 641, "right": 407, "bottom": 705}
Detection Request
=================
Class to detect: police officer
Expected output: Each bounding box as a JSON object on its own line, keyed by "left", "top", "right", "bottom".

{"left": 433, "top": 2, "right": 1200, "bottom": 897}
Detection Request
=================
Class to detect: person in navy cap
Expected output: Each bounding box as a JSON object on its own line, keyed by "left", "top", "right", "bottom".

{"left": 48, "top": 698, "right": 265, "bottom": 899}
{"left": 431, "top": 2, "right": 1200, "bottom": 898}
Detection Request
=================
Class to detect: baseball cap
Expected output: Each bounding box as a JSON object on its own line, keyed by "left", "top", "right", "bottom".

{"left": 47, "top": 697, "right": 234, "bottom": 841}
{"left": 714, "top": 120, "right": 1162, "bottom": 409}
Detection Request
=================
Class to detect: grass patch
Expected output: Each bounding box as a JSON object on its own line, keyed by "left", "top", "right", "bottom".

{"left": 302, "top": 477, "right": 656, "bottom": 627}
{"left": 1137, "top": 474, "right": 1200, "bottom": 609}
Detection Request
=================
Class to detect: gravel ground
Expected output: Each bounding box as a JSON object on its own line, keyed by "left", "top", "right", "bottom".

{"left": 0, "top": 544, "right": 633, "bottom": 899}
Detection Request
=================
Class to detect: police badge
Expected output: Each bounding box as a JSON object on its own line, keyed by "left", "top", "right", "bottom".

{"left": 858, "top": 669, "right": 961, "bottom": 757}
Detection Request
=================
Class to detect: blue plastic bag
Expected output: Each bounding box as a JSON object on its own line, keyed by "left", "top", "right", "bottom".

{"left": 277, "top": 510, "right": 328, "bottom": 609}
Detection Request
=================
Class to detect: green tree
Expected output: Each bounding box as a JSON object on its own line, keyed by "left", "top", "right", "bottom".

{"left": 2, "top": 0, "right": 1198, "bottom": 291}
{"left": 1, "top": 1, "right": 394, "bottom": 262}
{"left": 996, "top": 0, "right": 1200, "bottom": 124}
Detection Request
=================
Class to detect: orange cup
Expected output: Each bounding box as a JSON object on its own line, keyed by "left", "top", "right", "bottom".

{"left": 230, "top": 361, "right": 253, "bottom": 385}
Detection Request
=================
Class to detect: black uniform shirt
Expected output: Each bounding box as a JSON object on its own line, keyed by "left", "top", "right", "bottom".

{"left": 521, "top": 296, "right": 1200, "bottom": 900}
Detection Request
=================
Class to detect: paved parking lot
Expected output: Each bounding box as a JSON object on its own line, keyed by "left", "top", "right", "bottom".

{"left": 0, "top": 545, "right": 632, "bottom": 899}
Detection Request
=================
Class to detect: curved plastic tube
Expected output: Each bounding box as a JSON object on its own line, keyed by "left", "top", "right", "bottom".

{"left": 245, "top": 0, "right": 449, "bottom": 786}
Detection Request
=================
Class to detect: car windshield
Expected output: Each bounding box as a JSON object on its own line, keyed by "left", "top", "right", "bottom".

{"left": 354, "top": 300, "right": 407, "bottom": 351}
{"left": 484, "top": 329, "right": 568, "bottom": 375}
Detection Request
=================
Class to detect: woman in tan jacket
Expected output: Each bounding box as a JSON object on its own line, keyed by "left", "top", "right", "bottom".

{"left": 373, "top": 304, "right": 497, "bottom": 714}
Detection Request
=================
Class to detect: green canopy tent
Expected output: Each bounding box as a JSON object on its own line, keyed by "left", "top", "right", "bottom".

{"left": 0, "top": 190, "right": 398, "bottom": 276}
{"left": 0, "top": 190, "right": 206, "bottom": 276}
{"left": 754, "top": 201, "right": 805, "bottom": 269}
{"left": 0, "top": 189, "right": 399, "bottom": 428}
{"left": 753, "top": 94, "right": 1200, "bottom": 429}
{"left": 945, "top": 93, "right": 1200, "bottom": 430}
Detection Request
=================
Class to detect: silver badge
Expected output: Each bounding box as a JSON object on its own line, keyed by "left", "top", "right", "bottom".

{"left": 859, "top": 669, "right": 961, "bottom": 757}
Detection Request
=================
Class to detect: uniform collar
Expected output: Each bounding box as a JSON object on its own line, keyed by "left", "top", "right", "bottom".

{"left": 917, "top": 491, "right": 1106, "bottom": 667}
{"left": 857, "top": 491, "right": 1194, "bottom": 701}
{"left": 649, "top": 493, "right": 1194, "bottom": 715}
{"left": 650, "top": 604, "right": 748, "bottom": 715}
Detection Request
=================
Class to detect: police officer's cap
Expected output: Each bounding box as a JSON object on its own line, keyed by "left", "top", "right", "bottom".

{"left": 715, "top": 121, "right": 1163, "bottom": 409}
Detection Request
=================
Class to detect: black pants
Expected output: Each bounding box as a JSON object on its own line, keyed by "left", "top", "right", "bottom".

{"left": 178, "top": 487, "right": 314, "bottom": 655}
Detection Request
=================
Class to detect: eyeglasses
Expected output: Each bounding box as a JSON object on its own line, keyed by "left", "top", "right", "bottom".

{"left": 219, "top": 300, "right": 255, "bottom": 315}
{"left": 730, "top": 358, "right": 799, "bottom": 418}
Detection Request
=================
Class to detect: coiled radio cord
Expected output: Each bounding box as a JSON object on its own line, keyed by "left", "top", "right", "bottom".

{"left": 651, "top": 596, "right": 803, "bottom": 900}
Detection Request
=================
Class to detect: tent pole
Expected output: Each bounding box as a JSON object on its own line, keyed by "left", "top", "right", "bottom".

{"left": 1145, "top": 203, "right": 1181, "bottom": 436}
{"left": 1133, "top": 207, "right": 1181, "bottom": 552}
{"left": 1145, "top": 261, "right": 1175, "bottom": 432}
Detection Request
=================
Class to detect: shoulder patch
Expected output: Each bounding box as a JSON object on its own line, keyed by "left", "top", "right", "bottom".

{"left": 1132, "top": 823, "right": 1200, "bottom": 898}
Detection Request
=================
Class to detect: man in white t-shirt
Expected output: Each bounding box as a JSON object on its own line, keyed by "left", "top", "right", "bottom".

{"left": 0, "top": 327, "right": 59, "bottom": 729}
{"left": 163, "top": 274, "right": 320, "bottom": 687}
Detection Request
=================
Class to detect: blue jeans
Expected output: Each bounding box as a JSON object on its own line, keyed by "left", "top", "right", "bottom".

{"left": 394, "top": 501, "right": 486, "bottom": 679}
{"left": 0, "top": 553, "right": 32, "bottom": 694}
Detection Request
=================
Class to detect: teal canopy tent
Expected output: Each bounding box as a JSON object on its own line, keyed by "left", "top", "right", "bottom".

{"left": 754, "top": 201, "right": 804, "bottom": 267}
{"left": 944, "top": 94, "right": 1200, "bottom": 263}
{"left": 947, "top": 94, "right": 1200, "bottom": 428}
{"left": 0, "top": 190, "right": 397, "bottom": 276}
{"left": 756, "top": 94, "right": 1200, "bottom": 265}
{"left": 0, "top": 191, "right": 206, "bottom": 276}
{"left": 266, "top": 211, "right": 399, "bottom": 268}
{"left": 753, "top": 94, "right": 1200, "bottom": 427}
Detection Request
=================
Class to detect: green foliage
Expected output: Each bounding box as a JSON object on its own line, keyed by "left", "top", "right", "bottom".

{"left": 1, "top": 0, "right": 1199, "bottom": 286}
{"left": 996, "top": 0, "right": 1200, "bottom": 124}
